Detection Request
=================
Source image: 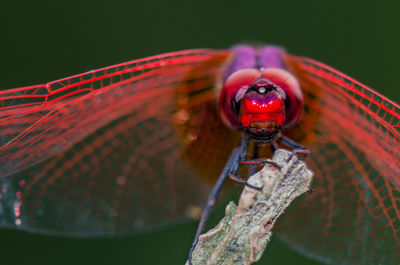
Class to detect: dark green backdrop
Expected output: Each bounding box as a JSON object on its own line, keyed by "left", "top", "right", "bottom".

{"left": 1, "top": 0, "right": 399, "bottom": 264}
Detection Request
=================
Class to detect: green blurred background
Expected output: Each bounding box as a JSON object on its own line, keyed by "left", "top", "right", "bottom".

{"left": 0, "top": 0, "right": 399, "bottom": 264}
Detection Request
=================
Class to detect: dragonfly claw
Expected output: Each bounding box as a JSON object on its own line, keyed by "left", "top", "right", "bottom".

{"left": 229, "top": 174, "right": 263, "bottom": 191}
{"left": 240, "top": 159, "right": 282, "bottom": 170}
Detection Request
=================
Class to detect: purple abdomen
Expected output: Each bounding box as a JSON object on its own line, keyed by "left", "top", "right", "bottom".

{"left": 223, "top": 45, "right": 287, "bottom": 80}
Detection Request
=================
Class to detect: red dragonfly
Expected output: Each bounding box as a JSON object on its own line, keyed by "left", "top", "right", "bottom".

{"left": 0, "top": 45, "right": 399, "bottom": 265}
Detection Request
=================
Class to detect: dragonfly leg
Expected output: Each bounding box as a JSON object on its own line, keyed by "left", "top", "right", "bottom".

{"left": 239, "top": 158, "right": 281, "bottom": 170}
{"left": 229, "top": 173, "right": 262, "bottom": 191}
{"left": 187, "top": 142, "right": 243, "bottom": 264}
{"left": 280, "top": 135, "right": 310, "bottom": 160}
{"left": 305, "top": 184, "right": 314, "bottom": 194}
{"left": 271, "top": 140, "right": 279, "bottom": 153}
{"left": 240, "top": 140, "right": 281, "bottom": 169}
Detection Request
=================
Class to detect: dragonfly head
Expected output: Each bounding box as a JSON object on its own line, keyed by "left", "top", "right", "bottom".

{"left": 239, "top": 79, "right": 285, "bottom": 140}
{"left": 219, "top": 68, "right": 303, "bottom": 142}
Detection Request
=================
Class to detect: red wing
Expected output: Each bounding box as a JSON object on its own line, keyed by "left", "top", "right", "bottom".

{"left": 0, "top": 49, "right": 234, "bottom": 235}
{"left": 279, "top": 54, "right": 400, "bottom": 265}
{"left": 0, "top": 50, "right": 230, "bottom": 177}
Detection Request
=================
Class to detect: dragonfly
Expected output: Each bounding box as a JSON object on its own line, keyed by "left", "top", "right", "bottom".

{"left": 0, "top": 45, "right": 399, "bottom": 265}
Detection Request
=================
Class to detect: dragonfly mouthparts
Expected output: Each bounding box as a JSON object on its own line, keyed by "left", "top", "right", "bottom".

{"left": 249, "top": 120, "right": 276, "bottom": 129}
{"left": 243, "top": 123, "right": 281, "bottom": 142}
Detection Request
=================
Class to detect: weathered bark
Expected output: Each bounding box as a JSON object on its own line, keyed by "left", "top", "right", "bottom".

{"left": 187, "top": 149, "right": 314, "bottom": 265}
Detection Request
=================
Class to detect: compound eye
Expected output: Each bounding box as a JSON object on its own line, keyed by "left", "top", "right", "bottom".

{"left": 219, "top": 69, "right": 261, "bottom": 130}
{"left": 260, "top": 68, "right": 301, "bottom": 99}
{"left": 260, "top": 68, "right": 303, "bottom": 128}
{"left": 224, "top": 69, "right": 260, "bottom": 89}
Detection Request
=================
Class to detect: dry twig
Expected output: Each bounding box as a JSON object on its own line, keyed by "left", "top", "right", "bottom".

{"left": 187, "top": 149, "right": 314, "bottom": 265}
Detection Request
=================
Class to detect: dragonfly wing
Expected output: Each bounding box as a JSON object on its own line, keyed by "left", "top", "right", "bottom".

{"left": 279, "top": 54, "right": 400, "bottom": 265}
{"left": 0, "top": 49, "right": 236, "bottom": 236}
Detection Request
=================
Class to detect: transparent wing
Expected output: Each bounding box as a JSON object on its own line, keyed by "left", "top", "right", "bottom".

{"left": 279, "top": 54, "right": 400, "bottom": 265}
{"left": 0, "top": 49, "right": 238, "bottom": 236}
